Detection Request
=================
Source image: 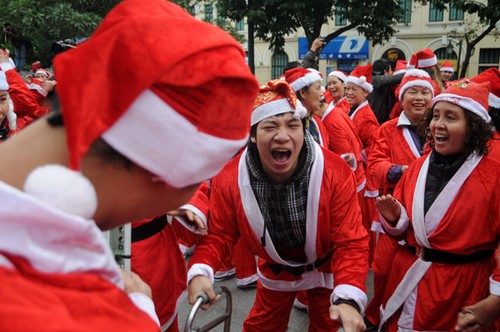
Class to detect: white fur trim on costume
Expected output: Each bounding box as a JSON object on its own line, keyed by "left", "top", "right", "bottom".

{"left": 331, "top": 284, "right": 368, "bottom": 313}
{"left": 251, "top": 98, "right": 296, "bottom": 126}
{"left": 27, "top": 82, "right": 48, "bottom": 97}
{"left": 128, "top": 293, "right": 160, "bottom": 327}
{"left": 173, "top": 203, "right": 208, "bottom": 234}
{"left": 433, "top": 93, "right": 491, "bottom": 122}
{"left": 344, "top": 76, "right": 373, "bottom": 93}
{"left": 23, "top": 164, "right": 97, "bottom": 219}
{"left": 187, "top": 263, "right": 215, "bottom": 284}
{"left": 6, "top": 97, "right": 16, "bottom": 130}
{"left": 393, "top": 69, "right": 407, "bottom": 76}
{"left": 258, "top": 266, "right": 334, "bottom": 291}
{"left": 290, "top": 71, "right": 322, "bottom": 91}
{"left": 0, "top": 61, "right": 15, "bottom": 73}
{"left": 418, "top": 55, "right": 437, "bottom": 68}
{"left": 490, "top": 276, "right": 500, "bottom": 296}
{"left": 236, "top": 273, "right": 258, "bottom": 287}
{"left": 379, "top": 200, "right": 410, "bottom": 236}
{"left": 489, "top": 93, "right": 500, "bottom": 109}
{"left": 398, "top": 80, "right": 434, "bottom": 102}
{"left": 440, "top": 67, "right": 454, "bottom": 73}
{"left": 328, "top": 70, "right": 347, "bottom": 82}
{"left": 102, "top": 89, "right": 248, "bottom": 188}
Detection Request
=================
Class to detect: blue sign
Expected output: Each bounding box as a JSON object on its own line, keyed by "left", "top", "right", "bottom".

{"left": 299, "top": 36, "right": 369, "bottom": 60}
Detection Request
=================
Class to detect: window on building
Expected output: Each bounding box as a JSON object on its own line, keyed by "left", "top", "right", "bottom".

{"left": 204, "top": 4, "right": 213, "bottom": 23}
{"left": 335, "top": 6, "right": 347, "bottom": 26}
{"left": 271, "top": 51, "right": 289, "bottom": 80}
{"left": 429, "top": 1, "right": 444, "bottom": 22}
{"left": 449, "top": 2, "right": 464, "bottom": 21}
{"left": 236, "top": 19, "right": 245, "bottom": 31}
{"left": 187, "top": 5, "right": 196, "bottom": 16}
{"left": 398, "top": 0, "right": 412, "bottom": 24}
{"left": 478, "top": 48, "right": 500, "bottom": 72}
{"left": 435, "top": 47, "right": 457, "bottom": 60}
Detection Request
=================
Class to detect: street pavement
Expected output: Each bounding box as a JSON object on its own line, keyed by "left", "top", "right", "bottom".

{"left": 178, "top": 261, "right": 374, "bottom": 332}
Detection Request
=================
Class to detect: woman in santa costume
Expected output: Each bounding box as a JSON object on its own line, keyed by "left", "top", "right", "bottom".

{"left": 376, "top": 80, "right": 500, "bottom": 331}
{"left": 364, "top": 69, "right": 435, "bottom": 328}
{"left": 0, "top": 70, "right": 17, "bottom": 141}
{"left": 187, "top": 80, "right": 369, "bottom": 332}
{"left": 0, "top": 0, "right": 259, "bottom": 330}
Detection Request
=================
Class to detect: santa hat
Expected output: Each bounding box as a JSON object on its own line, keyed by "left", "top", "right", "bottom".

{"left": 409, "top": 48, "right": 437, "bottom": 69}
{"left": 34, "top": 68, "right": 51, "bottom": 79}
{"left": 470, "top": 68, "right": 500, "bottom": 109}
{"left": 440, "top": 60, "right": 454, "bottom": 73}
{"left": 54, "top": 0, "right": 259, "bottom": 189}
{"left": 396, "top": 69, "right": 435, "bottom": 101}
{"left": 433, "top": 80, "right": 491, "bottom": 122}
{"left": 350, "top": 64, "right": 372, "bottom": 83}
{"left": 285, "top": 67, "right": 322, "bottom": 91}
{"left": 344, "top": 66, "right": 373, "bottom": 93}
{"left": 251, "top": 80, "right": 306, "bottom": 126}
{"left": 393, "top": 60, "right": 408, "bottom": 76}
{"left": 0, "top": 70, "right": 8, "bottom": 90}
{"left": 328, "top": 70, "right": 347, "bottom": 82}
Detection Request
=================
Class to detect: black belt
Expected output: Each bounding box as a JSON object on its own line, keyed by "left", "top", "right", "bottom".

{"left": 406, "top": 245, "right": 494, "bottom": 264}
{"left": 131, "top": 215, "right": 168, "bottom": 243}
{"left": 268, "top": 251, "right": 333, "bottom": 276}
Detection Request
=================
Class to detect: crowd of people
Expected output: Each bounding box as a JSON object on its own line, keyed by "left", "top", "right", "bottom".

{"left": 0, "top": 1, "right": 499, "bottom": 331}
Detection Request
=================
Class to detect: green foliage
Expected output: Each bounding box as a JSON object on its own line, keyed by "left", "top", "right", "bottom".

{"left": 0, "top": 0, "right": 120, "bottom": 69}
{"left": 216, "top": 0, "right": 404, "bottom": 51}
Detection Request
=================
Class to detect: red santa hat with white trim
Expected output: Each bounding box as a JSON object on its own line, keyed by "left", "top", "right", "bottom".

{"left": 470, "top": 67, "right": 500, "bottom": 109}
{"left": 396, "top": 69, "right": 435, "bottom": 102}
{"left": 344, "top": 64, "right": 373, "bottom": 93}
{"left": 409, "top": 48, "right": 438, "bottom": 69}
{"left": 328, "top": 70, "right": 348, "bottom": 82}
{"left": 54, "top": 0, "right": 260, "bottom": 189}
{"left": 440, "top": 60, "right": 454, "bottom": 73}
{"left": 284, "top": 67, "right": 322, "bottom": 91}
{"left": 433, "top": 80, "right": 491, "bottom": 122}
{"left": 251, "top": 80, "right": 306, "bottom": 126}
{"left": 393, "top": 60, "right": 408, "bottom": 76}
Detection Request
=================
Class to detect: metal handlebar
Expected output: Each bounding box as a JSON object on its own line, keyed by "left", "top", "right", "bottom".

{"left": 184, "top": 286, "right": 232, "bottom": 332}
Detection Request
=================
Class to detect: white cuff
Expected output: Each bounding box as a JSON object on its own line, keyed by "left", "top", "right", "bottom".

{"left": 340, "top": 153, "right": 357, "bottom": 171}
{"left": 331, "top": 284, "right": 368, "bottom": 313}
{"left": 128, "top": 292, "right": 160, "bottom": 327}
{"left": 175, "top": 204, "right": 208, "bottom": 234}
{"left": 490, "top": 276, "right": 500, "bottom": 296}
{"left": 0, "top": 61, "right": 15, "bottom": 72}
{"left": 379, "top": 201, "right": 409, "bottom": 236}
{"left": 187, "top": 263, "right": 214, "bottom": 284}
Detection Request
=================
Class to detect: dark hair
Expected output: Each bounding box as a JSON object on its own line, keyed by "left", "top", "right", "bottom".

{"left": 283, "top": 61, "right": 300, "bottom": 75}
{"left": 372, "top": 58, "right": 391, "bottom": 75}
{"left": 489, "top": 107, "right": 500, "bottom": 133}
{"left": 419, "top": 106, "right": 493, "bottom": 156}
{"left": 46, "top": 94, "right": 134, "bottom": 169}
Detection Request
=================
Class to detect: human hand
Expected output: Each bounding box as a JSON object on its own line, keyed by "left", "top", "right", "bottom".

{"left": 167, "top": 208, "right": 207, "bottom": 235}
{"left": 455, "top": 295, "right": 500, "bottom": 331}
{"left": 401, "top": 165, "right": 409, "bottom": 174}
{"left": 188, "top": 275, "right": 220, "bottom": 310}
{"left": 311, "top": 38, "right": 326, "bottom": 53}
{"left": 42, "top": 79, "right": 57, "bottom": 93}
{"left": 329, "top": 303, "right": 365, "bottom": 332}
{"left": 0, "top": 49, "right": 11, "bottom": 64}
{"left": 121, "top": 269, "right": 152, "bottom": 299}
{"left": 375, "top": 194, "right": 401, "bottom": 224}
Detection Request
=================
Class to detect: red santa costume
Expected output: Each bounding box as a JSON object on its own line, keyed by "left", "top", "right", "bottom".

{"left": 378, "top": 81, "right": 500, "bottom": 331}
{"left": 0, "top": 0, "right": 259, "bottom": 330}
{"left": 0, "top": 70, "right": 17, "bottom": 141}
{"left": 188, "top": 80, "right": 369, "bottom": 331}
{"left": 365, "top": 69, "right": 436, "bottom": 326}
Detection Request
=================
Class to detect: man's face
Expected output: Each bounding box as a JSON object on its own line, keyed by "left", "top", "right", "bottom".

{"left": 251, "top": 112, "right": 304, "bottom": 184}
{"left": 345, "top": 83, "right": 369, "bottom": 107}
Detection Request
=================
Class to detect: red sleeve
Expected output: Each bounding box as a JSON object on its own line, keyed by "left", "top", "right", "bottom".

{"left": 5, "top": 69, "right": 41, "bottom": 118}
{"left": 356, "top": 108, "right": 380, "bottom": 150}
{"left": 367, "top": 124, "right": 395, "bottom": 191}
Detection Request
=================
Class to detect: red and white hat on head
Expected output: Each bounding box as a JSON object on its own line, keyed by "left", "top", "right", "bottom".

{"left": 470, "top": 68, "right": 500, "bottom": 109}
{"left": 0, "top": 70, "right": 8, "bottom": 90}
{"left": 440, "top": 60, "right": 454, "bottom": 73}
{"left": 344, "top": 65, "right": 373, "bottom": 93}
{"left": 433, "top": 80, "right": 491, "bottom": 122}
{"left": 328, "top": 70, "right": 347, "bottom": 82}
{"left": 251, "top": 80, "right": 306, "bottom": 126}
{"left": 350, "top": 64, "right": 372, "bottom": 83}
{"left": 54, "top": 0, "right": 259, "bottom": 189}
{"left": 393, "top": 60, "right": 408, "bottom": 76}
{"left": 396, "top": 69, "right": 435, "bottom": 101}
{"left": 285, "top": 67, "right": 322, "bottom": 91}
{"left": 409, "top": 48, "right": 438, "bottom": 69}
{"left": 34, "top": 68, "right": 51, "bottom": 79}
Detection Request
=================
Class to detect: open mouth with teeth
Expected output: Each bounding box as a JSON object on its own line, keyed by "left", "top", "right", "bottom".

{"left": 272, "top": 149, "right": 291, "bottom": 165}
{"left": 434, "top": 134, "right": 448, "bottom": 143}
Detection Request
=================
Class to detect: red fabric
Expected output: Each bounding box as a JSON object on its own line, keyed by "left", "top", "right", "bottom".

{"left": 350, "top": 102, "right": 380, "bottom": 150}
{"left": 0, "top": 254, "right": 160, "bottom": 331}
{"left": 54, "top": 0, "right": 259, "bottom": 171}
{"left": 312, "top": 114, "right": 330, "bottom": 148}
{"left": 323, "top": 89, "right": 333, "bottom": 104}
{"left": 382, "top": 155, "right": 500, "bottom": 331}
{"left": 243, "top": 281, "right": 339, "bottom": 332}
{"left": 189, "top": 148, "right": 369, "bottom": 292}
{"left": 5, "top": 69, "right": 49, "bottom": 131}
{"left": 488, "top": 131, "right": 500, "bottom": 162}
{"left": 131, "top": 222, "right": 186, "bottom": 327}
